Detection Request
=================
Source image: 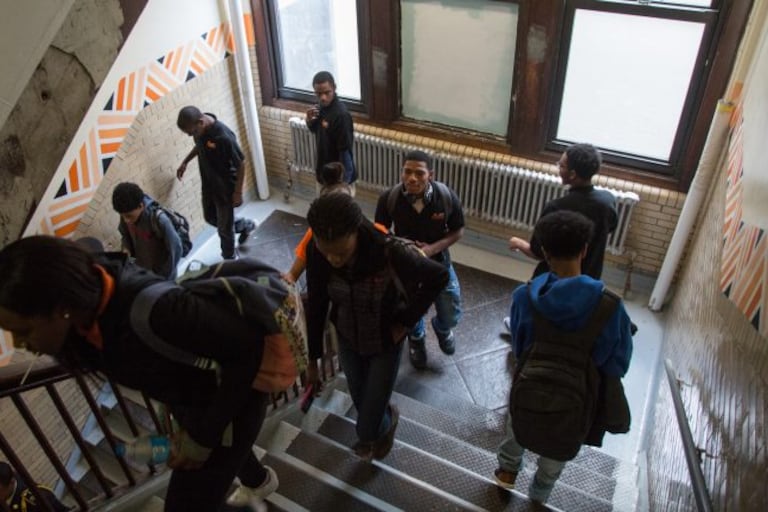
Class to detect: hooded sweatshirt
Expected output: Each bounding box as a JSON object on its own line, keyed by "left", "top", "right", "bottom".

{"left": 118, "top": 195, "right": 183, "bottom": 279}
{"left": 508, "top": 272, "right": 632, "bottom": 377}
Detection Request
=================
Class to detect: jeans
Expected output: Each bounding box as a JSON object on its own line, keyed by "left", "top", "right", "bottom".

{"left": 409, "top": 263, "right": 462, "bottom": 340}
{"left": 497, "top": 412, "right": 565, "bottom": 503}
{"left": 337, "top": 342, "right": 403, "bottom": 443}
{"left": 165, "top": 389, "right": 270, "bottom": 511}
{"left": 201, "top": 186, "right": 254, "bottom": 259}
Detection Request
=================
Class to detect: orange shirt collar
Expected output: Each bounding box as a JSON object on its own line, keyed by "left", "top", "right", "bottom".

{"left": 76, "top": 264, "right": 115, "bottom": 350}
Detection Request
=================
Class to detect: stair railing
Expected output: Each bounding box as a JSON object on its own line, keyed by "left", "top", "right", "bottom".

{"left": 0, "top": 357, "right": 167, "bottom": 511}
{"left": 664, "top": 358, "right": 713, "bottom": 512}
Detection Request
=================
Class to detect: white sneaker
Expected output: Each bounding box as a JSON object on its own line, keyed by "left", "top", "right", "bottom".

{"left": 503, "top": 316, "right": 511, "bottom": 333}
{"left": 226, "top": 466, "right": 279, "bottom": 506}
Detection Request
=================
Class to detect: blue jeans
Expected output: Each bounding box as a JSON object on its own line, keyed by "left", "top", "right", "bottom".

{"left": 338, "top": 342, "right": 403, "bottom": 443}
{"left": 497, "top": 413, "right": 565, "bottom": 503}
{"left": 409, "top": 263, "right": 462, "bottom": 340}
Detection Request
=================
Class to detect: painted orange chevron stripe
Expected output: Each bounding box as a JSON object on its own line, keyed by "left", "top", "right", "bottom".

{"left": 149, "top": 61, "right": 181, "bottom": 91}
{"left": 79, "top": 143, "right": 90, "bottom": 189}
{"left": 146, "top": 87, "right": 160, "bottom": 103}
{"left": 226, "top": 32, "right": 235, "bottom": 53}
{"left": 165, "top": 49, "right": 176, "bottom": 71}
{"left": 51, "top": 202, "right": 89, "bottom": 225}
{"left": 734, "top": 257, "right": 764, "bottom": 316}
{"left": 190, "top": 59, "right": 205, "bottom": 76}
{"left": 49, "top": 190, "right": 93, "bottom": 212}
{"left": 172, "top": 45, "right": 184, "bottom": 76}
{"left": 68, "top": 159, "right": 79, "bottom": 193}
{"left": 98, "top": 112, "right": 136, "bottom": 124}
{"left": 117, "top": 76, "right": 126, "bottom": 110}
{"left": 100, "top": 142, "right": 121, "bottom": 155}
{"left": 126, "top": 72, "right": 136, "bottom": 111}
{"left": 147, "top": 73, "right": 170, "bottom": 97}
{"left": 207, "top": 26, "right": 218, "bottom": 46}
{"left": 54, "top": 218, "right": 80, "bottom": 237}
{"left": 244, "top": 13, "right": 255, "bottom": 46}
{"left": 98, "top": 127, "right": 129, "bottom": 139}
{"left": 38, "top": 217, "right": 51, "bottom": 235}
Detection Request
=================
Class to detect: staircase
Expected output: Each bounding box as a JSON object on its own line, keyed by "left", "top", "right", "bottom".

{"left": 102, "top": 370, "right": 640, "bottom": 511}
{"left": 246, "top": 375, "right": 640, "bottom": 512}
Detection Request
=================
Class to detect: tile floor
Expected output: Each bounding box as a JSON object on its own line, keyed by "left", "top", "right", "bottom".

{"left": 181, "top": 191, "right": 666, "bottom": 467}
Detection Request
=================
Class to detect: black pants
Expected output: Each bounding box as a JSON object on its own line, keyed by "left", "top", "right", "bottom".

{"left": 164, "top": 390, "right": 269, "bottom": 511}
{"left": 201, "top": 184, "right": 253, "bottom": 259}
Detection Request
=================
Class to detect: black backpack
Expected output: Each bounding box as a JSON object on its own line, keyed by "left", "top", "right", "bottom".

{"left": 147, "top": 203, "right": 193, "bottom": 257}
{"left": 509, "top": 285, "right": 619, "bottom": 461}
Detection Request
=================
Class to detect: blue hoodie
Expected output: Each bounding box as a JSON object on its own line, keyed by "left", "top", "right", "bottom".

{"left": 509, "top": 272, "right": 633, "bottom": 377}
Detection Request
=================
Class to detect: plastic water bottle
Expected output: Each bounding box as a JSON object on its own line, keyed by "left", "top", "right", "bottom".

{"left": 115, "top": 435, "right": 171, "bottom": 464}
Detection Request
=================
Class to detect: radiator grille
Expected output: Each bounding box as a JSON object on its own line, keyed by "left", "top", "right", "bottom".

{"left": 289, "top": 117, "right": 638, "bottom": 254}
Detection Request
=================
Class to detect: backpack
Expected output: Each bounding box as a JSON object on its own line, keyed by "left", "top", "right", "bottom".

{"left": 129, "top": 258, "right": 308, "bottom": 393}
{"left": 509, "top": 286, "right": 619, "bottom": 461}
{"left": 148, "top": 203, "right": 193, "bottom": 257}
{"left": 384, "top": 235, "right": 427, "bottom": 300}
{"left": 386, "top": 181, "right": 454, "bottom": 222}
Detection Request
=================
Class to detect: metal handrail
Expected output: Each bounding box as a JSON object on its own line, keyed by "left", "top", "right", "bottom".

{"left": 664, "top": 358, "right": 713, "bottom": 512}
{"left": 0, "top": 357, "right": 163, "bottom": 510}
{"left": 0, "top": 337, "right": 336, "bottom": 510}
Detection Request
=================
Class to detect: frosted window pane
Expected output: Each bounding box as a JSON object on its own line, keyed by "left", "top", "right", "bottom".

{"left": 275, "top": 0, "right": 361, "bottom": 100}
{"left": 557, "top": 10, "right": 704, "bottom": 161}
{"left": 401, "top": 0, "right": 518, "bottom": 136}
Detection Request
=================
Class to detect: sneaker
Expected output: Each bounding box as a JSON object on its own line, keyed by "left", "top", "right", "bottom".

{"left": 351, "top": 440, "right": 374, "bottom": 461}
{"left": 408, "top": 336, "right": 427, "bottom": 369}
{"left": 494, "top": 468, "right": 518, "bottom": 489}
{"left": 503, "top": 316, "right": 511, "bottom": 333}
{"left": 373, "top": 404, "right": 400, "bottom": 459}
{"left": 431, "top": 317, "right": 455, "bottom": 355}
{"left": 226, "top": 466, "right": 279, "bottom": 506}
{"left": 238, "top": 220, "right": 256, "bottom": 245}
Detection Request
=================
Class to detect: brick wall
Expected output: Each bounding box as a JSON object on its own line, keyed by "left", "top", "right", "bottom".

{"left": 75, "top": 58, "right": 255, "bottom": 245}
{"left": 645, "top": 162, "right": 768, "bottom": 510}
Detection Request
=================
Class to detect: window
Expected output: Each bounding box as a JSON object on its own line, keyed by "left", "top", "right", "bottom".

{"left": 400, "top": 0, "right": 519, "bottom": 136}
{"left": 553, "top": 7, "right": 708, "bottom": 163}
{"left": 259, "top": 0, "right": 363, "bottom": 103}
{"left": 252, "top": 0, "right": 751, "bottom": 189}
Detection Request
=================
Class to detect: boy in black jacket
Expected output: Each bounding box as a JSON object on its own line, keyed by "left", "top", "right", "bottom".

{"left": 304, "top": 194, "right": 448, "bottom": 459}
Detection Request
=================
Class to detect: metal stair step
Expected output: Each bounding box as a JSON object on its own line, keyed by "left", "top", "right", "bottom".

{"left": 259, "top": 419, "right": 514, "bottom": 511}
{"left": 310, "top": 380, "right": 638, "bottom": 510}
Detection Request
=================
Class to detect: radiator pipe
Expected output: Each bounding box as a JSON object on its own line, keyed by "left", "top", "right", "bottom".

{"left": 225, "top": 0, "right": 270, "bottom": 199}
{"left": 648, "top": 100, "right": 733, "bottom": 311}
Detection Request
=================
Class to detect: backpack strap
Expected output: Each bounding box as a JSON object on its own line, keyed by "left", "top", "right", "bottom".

{"left": 386, "top": 185, "right": 400, "bottom": 218}
{"left": 144, "top": 202, "right": 165, "bottom": 239}
{"left": 431, "top": 181, "right": 453, "bottom": 222}
{"left": 527, "top": 283, "right": 619, "bottom": 353}
{"left": 387, "top": 181, "right": 454, "bottom": 229}
{"left": 129, "top": 281, "right": 219, "bottom": 373}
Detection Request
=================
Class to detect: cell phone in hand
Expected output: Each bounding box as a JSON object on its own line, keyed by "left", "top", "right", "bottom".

{"left": 300, "top": 384, "right": 315, "bottom": 413}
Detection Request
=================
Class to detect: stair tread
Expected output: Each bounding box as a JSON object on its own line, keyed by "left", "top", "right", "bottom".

{"left": 262, "top": 420, "right": 532, "bottom": 511}
{"left": 261, "top": 452, "right": 380, "bottom": 512}
{"left": 288, "top": 406, "right": 614, "bottom": 512}
{"left": 333, "top": 374, "right": 636, "bottom": 483}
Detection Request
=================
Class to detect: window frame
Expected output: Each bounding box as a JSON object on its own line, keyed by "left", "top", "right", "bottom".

{"left": 546, "top": 1, "right": 720, "bottom": 175}
{"left": 251, "top": 0, "right": 752, "bottom": 191}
